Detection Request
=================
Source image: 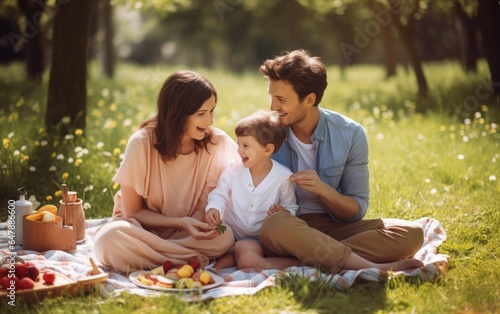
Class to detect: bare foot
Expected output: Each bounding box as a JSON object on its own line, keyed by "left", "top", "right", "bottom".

{"left": 213, "top": 253, "right": 235, "bottom": 272}
{"left": 381, "top": 258, "right": 424, "bottom": 271}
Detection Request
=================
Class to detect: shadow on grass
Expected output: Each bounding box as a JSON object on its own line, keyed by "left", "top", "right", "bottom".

{"left": 276, "top": 274, "right": 387, "bottom": 314}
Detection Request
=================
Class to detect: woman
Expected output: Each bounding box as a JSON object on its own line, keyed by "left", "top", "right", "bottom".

{"left": 94, "top": 70, "right": 239, "bottom": 273}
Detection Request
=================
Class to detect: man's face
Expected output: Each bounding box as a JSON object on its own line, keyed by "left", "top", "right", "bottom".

{"left": 268, "top": 79, "right": 308, "bottom": 126}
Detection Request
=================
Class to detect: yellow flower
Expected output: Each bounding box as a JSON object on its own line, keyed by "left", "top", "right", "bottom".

{"left": 110, "top": 103, "right": 117, "bottom": 111}
{"left": 113, "top": 183, "right": 120, "bottom": 190}
{"left": 75, "top": 158, "right": 83, "bottom": 166}
{"left": 2, "top": 138, "right": 9, "bottom": 148}
{"left": 75, "top": 129, "right": 84, "bottom": 136}
{"left": 119, "top": 139, "right": 127, "bottom": 146}
{"left": 113, "top": 148, "right": 121, "bottom": 155}
{"left": 55, "top": 190, "right": 62, "bottom": 197}
{"left": 62, "top": 172, "right": 69, "bottom": 180}
{"left": 46, "top": 195, "right": 53, "bottom": 201}
{"left": 22, "top": 155, "right": 29, "bottom": 162}
{"left": 34, "top": 140, "right": 40, "bottom": 146}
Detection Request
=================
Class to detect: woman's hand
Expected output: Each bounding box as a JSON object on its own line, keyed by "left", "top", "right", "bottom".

{"left": 183, "top": 217, "right": 218, "bottom": 240}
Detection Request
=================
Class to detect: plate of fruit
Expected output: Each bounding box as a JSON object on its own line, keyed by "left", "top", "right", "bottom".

{"left": 129, "top": 259, "right": 224, "bottom": 292}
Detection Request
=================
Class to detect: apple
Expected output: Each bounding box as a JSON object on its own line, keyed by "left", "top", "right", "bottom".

{"left": 0, "top": 276, "right": 10, "bottom": 289}
{"left": 156, "top": 275, "right": 175, "bottom": 288}
{"left": 24, "top": 261, "right": 36, "bottom": 268}
{"left": 191, "top": 272, "right": 201, "bottom": 282}
{"left": 18, "top": 277, "right": 35, "bottom": 290}
{"left": 14, "top": 263, "right": 27, "bottom": 279}
{"left": 26, "top": 266, "right": 40, "bottom": 281}
{"left": 0, "top": 266, "right": 9, "bottom": 278}
{"left": 157, "top": 275, "right": 176, "bottom": 285}
{"left": 177, "top": 265, "right": 194, "bottom": 278}
{"left": 199, "top": 271, "right": 211, "bottom": 285}
{"left": 150, "top": 265, "right": 165, "bottom": 276}
{"left": 165, "top": 272, "right": 180, "bottom": 281}
{"left": 43, "top": 271, "right": 56, "bottom": 284}
{"left": 162, "top": 261, "right": 175, "bottom": 273}
{"left": 187, "top": 258, "right": 201, "bottom": 272}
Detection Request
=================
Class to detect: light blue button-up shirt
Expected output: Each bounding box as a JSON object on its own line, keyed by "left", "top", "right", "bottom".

{"left": 272, "top": 107, "right": 369, "bottom": 222}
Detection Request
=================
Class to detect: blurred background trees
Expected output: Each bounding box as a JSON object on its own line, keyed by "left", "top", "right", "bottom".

{"left": 0, "top": 0, "right": 498, "bottom": 133}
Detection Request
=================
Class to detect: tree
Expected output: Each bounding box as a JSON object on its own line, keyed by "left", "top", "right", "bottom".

{"left": 454, "top": 0, "right": 478, "bottom": 72}
{"left": 477, "top": 0, "right": 500, "bottom": 100}
{"left": 45, "top": 0, "right": 92, "bottom": 135}
{"left": 296, "top": 0, "right": 429, "bottom": 98}
{"left": 17, "top": 0, "right": 47, "bottom": 81}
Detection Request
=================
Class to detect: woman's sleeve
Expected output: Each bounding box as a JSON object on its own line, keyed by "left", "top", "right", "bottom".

{"left": 112, "top": 130, "right": 150, "bottom": 197}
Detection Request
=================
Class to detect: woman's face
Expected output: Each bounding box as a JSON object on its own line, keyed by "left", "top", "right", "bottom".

{"left": 183, "top": 95, "right": 216, "bottom": 142}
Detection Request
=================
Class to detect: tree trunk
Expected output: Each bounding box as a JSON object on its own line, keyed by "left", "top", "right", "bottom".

{"left": 17, "top": 0, "right": 47, "bottom": 81}
{"left": 477, "top": 0, "right": 500, "bottom": 98}
{"left": 46, "top": 0, "right": 92, "bottom": 135}
{"left": 100, "top": 0, "right": 115, "bottom": 78}
{"left": 381, "top": 26, "right": 396, "bottom": 78}
{"left": 455, "top": 2, "right": 478, "bottom": 73}
{"left": 393, "top": 20, "right": 428, "bottom": 97}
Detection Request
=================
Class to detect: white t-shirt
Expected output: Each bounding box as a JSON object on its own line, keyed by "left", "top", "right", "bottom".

{"left": 206, "top": 159, "right": 298, "bottom": 240}
{"left": 289, "top": 129, "right": 326, "bottom": 216}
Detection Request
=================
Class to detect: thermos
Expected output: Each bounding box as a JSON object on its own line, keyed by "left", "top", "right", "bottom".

{"left": 14, "top": 187, "right": 33, "bottom": 246}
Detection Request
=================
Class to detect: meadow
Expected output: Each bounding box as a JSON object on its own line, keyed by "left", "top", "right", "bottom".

{"left": 0, "top": 60, "right": 499, "bottom": 313}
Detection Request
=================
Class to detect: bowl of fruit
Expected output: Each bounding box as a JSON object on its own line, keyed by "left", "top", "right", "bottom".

{"left": 129, "top": 259, "right": 224, "bottom": 292}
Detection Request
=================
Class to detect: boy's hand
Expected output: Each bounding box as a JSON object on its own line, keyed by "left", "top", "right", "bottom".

{"left": 268, "top": 204, "right": 289, "bottom": 217}
{"left": 205, "top": 208, "right": 221, "bottom": 226}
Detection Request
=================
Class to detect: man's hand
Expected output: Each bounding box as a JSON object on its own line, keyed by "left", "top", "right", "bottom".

{"left": 289, "top": 169, "right": 327, "bottom": 197}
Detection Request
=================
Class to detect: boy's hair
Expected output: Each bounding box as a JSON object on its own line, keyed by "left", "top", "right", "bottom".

{"left": 235, "top": 110, "right": 286, "bottom": 153}
{"left": 259, "top": 49, "right": 327, "bottom": 106}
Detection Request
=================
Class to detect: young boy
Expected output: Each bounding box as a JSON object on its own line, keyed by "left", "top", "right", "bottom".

{"left": 205, "top": 110, "right": 301, "bottom": 271}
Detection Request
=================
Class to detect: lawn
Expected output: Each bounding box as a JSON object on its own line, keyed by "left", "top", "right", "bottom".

{"left": 0, "top": 60, "right": 499, "bottom": 313}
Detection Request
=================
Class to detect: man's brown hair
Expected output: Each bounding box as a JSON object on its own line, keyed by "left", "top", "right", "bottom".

{"left": 259, "top": 49, "right": 327, "bottom": 106}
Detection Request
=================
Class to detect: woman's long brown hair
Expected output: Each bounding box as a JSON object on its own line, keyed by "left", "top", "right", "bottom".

{"left": 140, "top": 70, "right": 216, "bottom": 161}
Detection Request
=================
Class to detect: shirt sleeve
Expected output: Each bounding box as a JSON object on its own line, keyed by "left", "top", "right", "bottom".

{"left": 339, "top": 125, "right": 369, "bottom": 222}
{"left": 205, "top": 162, "right": 234, "bottom": 213}
{"left": 279, "top": 179, "right": 298, "bottom": 216}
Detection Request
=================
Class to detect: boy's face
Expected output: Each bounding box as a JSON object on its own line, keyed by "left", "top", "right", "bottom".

{"left": 268, "top": 79, "right": 308, "bottom": 126}
{"left": 236, "top": 135, "right": 272, "bottom": 169}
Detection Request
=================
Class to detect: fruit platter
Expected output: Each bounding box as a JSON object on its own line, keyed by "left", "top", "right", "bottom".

{"left": 0, "top": 257, "right": 108, "bottom": 302}
{"left": 129, "top": 259, "right": 224, "bottom": 292}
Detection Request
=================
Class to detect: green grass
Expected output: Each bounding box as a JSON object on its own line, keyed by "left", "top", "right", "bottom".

{"left": 0, "top": 60, "right": 499, "bottom": 313}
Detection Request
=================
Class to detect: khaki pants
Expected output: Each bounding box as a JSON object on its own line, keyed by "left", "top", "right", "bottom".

{"left": 260, "top": 212, "right": 424, "bottom": 273}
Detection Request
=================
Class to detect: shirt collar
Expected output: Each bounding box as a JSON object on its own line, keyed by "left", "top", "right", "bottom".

{"left": 284, "top": 107, "right": 326, "bottom": 143}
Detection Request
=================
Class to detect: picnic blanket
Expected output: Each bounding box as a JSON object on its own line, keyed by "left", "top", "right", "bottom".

{"left": 0, "top": 217, "right": 449, "bottom": 301}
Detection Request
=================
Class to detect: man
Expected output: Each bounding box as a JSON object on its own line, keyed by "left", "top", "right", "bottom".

{"left": 259, "top": 50, "right": 424, "bottom": 272}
